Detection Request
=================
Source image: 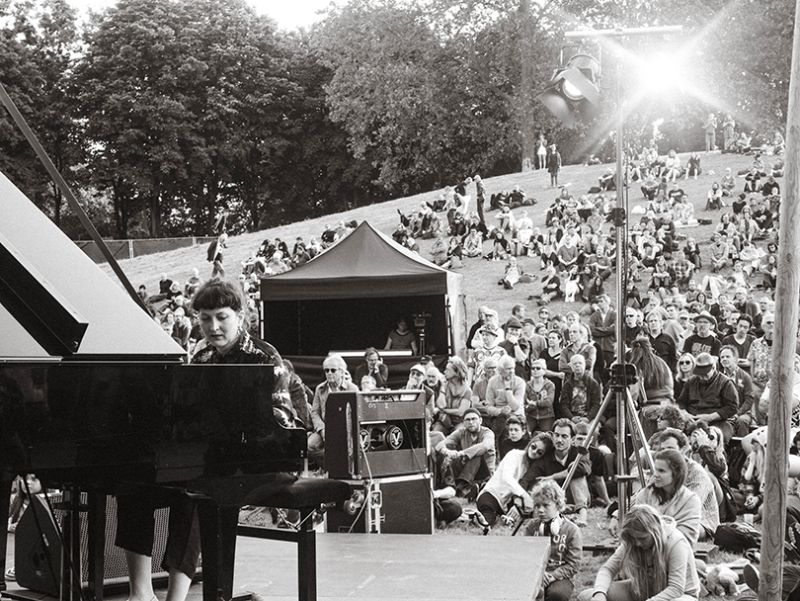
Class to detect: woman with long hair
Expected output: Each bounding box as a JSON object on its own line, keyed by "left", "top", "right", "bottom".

{"left": 628, "top": 337, "right": 675, "bottom": 438}
{"left": 630, "top": 449, "right": 703, "bottom": 546}
{"left": 580, "top": 504, "right": 699, "bottom": 601}
{"left": 475, "top": 432, "right": 552, "bottom": 526}
{"left": 433, "top": 356, "right": 472, "bottom": 434}
{"left": 674, "top": 353, "right": 696, "bottom": 400}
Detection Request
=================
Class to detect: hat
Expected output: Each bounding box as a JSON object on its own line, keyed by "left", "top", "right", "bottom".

{"left": 480, "top": 325, "right": 499, "bottom": 336}
{"left": 522, "top": 317, "right": 535, "bottom": 326}
{"left": 505, "top": 317, "right": 523, "bottom": 330}
{"left": 410, "top": 364, "right": 426, "bottom": 375}
{"left": 693, "top": 352, "right": 716, "bottom": 375}
{"left": 694, "top": 312, "right": 717, "bottom": 328}
{"left": 463, "top": 407, "right": 481, "bottom": 421}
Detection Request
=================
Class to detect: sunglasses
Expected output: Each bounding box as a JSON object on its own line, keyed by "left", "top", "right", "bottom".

{"left": 679, "top": 361, "right": 692, "bottom": 366}
{"left": 531, "top": 367, "right": 544, "bottom": 371}
{"left": 323, "top": 368, "right": 338, "bottom": 373}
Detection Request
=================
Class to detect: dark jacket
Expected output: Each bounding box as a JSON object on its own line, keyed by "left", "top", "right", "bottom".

{"left": 676, "top": 371, "right": 738, "bottom": 420}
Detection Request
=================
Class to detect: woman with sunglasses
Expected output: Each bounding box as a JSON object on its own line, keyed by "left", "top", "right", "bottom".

{"left": 674, "top": 353, "right": 696, "bottom": 400}
{"left": 475, "top": 432, "right": 553, "bottom": 526}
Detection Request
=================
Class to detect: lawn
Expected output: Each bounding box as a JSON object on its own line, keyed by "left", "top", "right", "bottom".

{"left": 105, "top": 149, "right": 769, "bottom": 325}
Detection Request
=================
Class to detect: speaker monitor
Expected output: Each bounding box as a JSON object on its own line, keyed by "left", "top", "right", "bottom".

{"left": 14, "top": 494, "right": 169, "bottom": 596}
{"left": 325, "top": 390, "right": 428, "bottom": 479}
{"left": 325, "top": 473, "right": 434, "bottom": 535}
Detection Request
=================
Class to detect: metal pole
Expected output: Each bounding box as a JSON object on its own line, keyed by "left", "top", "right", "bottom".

{"left": 758, "top": 1, "right": 800, "bottom": 598}
{"left": 613, "top": 62, "right": 629, "bottom": 524}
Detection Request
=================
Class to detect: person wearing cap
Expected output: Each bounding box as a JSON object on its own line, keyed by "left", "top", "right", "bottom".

{"left": 676, "top": 352, "right": 738, "bottom": 442}
{"left": 484, "top": 356, "right": 525, "bottom": 444}
{"left": 521, "top": 317, "right": 547, "bottom": 360}
{"left": 470, "top": 324, "right": 507, "bottom": 382}
{"left": 499, "top": 317, "right": 531, "bottom": 379}
{"left": 434, "top": 407, "right": 496, "bottom": 500}
{"left": 683, "top": 312, "right": 721, "bottom": 358}
{"left": 407, "top": 363, "right": 439, "bottom": 423}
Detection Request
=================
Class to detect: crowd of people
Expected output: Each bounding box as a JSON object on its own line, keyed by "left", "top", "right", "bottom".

{"left": 11, "top": 127, "right": 800, "bottom": 600}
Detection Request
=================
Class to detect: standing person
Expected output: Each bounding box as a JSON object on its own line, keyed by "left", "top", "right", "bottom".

{"left": 547, "top": 144, "right": 562, "bottom": 188}
{"left": 722, "top": 114, "right": 736, "bottom": 151}
{"left": 589, "top": 294, "right": 616, "bottom": 369}
{"left": 524, "top": 480, "right": 583, "bottom": 601}
{"left": 704, "top": 112, "right": 718, "bottom": 152}
{"left": 525, "top": 358, "right": 557, "bottom": 433}
{"left": 578, "top": 504, "right": 699, "bottom": 601}
{"left": 537, "top": 133, "right": 548, "bottom": 170}
{"left": 116, "top": 279, "right": 288, "bottom": 601}
{"left": 474, "top": 174, "right": 486, "bottom": 225}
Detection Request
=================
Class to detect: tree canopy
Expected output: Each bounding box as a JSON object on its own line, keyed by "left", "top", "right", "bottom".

{"left": 0, "top": 0, "right": 793, "bottom": 238}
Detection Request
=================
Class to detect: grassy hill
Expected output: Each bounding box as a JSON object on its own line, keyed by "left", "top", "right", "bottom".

{"left": 104, "top": 150, "right": 769, "bottom": 323}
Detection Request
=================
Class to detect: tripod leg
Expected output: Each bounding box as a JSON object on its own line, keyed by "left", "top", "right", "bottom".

{"left": 561, "top": 388, "right": 615, "bottom": 491}
{"left": 624, "top": 390, "right": 654, "bottom": 472}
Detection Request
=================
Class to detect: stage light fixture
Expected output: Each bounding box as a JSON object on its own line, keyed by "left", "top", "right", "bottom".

{"left": 536, "top": 53, "right": 601, "bottom": 127}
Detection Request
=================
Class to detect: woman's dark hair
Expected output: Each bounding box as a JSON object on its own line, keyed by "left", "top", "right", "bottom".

{"left": 192, "top": 279, "right": 245, "bottom": 312}
{"left": 651, "top": 448, "right": 687, "bottom": 503}
{"left": 628, "top": 337, "right": 673, "bottom": 393}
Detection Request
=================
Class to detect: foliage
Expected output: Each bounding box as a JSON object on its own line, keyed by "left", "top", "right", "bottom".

{"left": 0, "top": 0, "right": 794, "bottom": 239}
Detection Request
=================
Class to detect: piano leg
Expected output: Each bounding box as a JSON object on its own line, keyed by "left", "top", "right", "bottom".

{"left": 0, "top": 479, "right": 10, "bottom": 592}
{"left": 197, "top": 503, "right": 239, "bottom": 601}
{"left": 85, "top": 492, "right": 106, "bottom": 601}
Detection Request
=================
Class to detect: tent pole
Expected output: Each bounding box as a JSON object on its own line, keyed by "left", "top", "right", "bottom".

{"left": 759, "top": 1, "right": 800, "bottom": 597}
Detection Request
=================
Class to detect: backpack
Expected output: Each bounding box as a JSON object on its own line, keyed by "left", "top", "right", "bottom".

{"left": 714, "top": 521, "right": 761, "bottom": 552}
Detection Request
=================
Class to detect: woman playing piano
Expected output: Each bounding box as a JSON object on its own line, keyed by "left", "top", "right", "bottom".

{"left": 116, "top": 279, "right": 287, "bottom": 601}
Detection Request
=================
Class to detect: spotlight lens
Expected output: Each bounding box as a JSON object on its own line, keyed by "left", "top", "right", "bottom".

{"left": 562, "top": 80, "right": 583, "bottom": 101}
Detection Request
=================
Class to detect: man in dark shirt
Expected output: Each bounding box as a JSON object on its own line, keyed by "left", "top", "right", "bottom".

{"left": 645, "top": 310, "right": 677, "bottom": 372}
{"left": 518, "top": 419, "right": 591, "bottom": 525}
{"left": 623, "top": 308, "right": 642, "bottom": 347}
{"left": 683, "top": 312, "right": 721, "bottom": 357}
{"left": 677, "top": 352, "right": 738, "bottom": 442}
{"left": 720, "top": 314, "right": 754, "bottom": 371}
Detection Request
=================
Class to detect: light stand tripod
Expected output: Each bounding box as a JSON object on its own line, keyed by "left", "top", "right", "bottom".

{"left": 510, "top": 366, "right": 654, "bottom": 536}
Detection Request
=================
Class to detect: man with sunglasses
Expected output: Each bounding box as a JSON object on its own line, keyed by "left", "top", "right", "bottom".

{"left": 308, "top": 354, "right": 359, "bottom": 468}
{"left": 676, "top": 352, "right": 738, "bottom": 443}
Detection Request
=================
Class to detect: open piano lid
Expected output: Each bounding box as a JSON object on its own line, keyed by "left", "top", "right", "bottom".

{"left": 0, "top": 170, "right": 185, "bottom": 360}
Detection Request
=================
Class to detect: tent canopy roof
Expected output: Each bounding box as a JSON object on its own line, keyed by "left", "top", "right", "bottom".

{"left": 261, "top": 221, "right": 453, "bottom": 301}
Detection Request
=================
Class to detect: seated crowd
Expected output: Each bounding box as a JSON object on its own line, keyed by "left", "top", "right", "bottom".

{"left": 83, "top": 137, "right": 800, "bottom": 601}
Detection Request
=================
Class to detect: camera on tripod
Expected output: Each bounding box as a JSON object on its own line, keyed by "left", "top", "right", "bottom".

{"left": 607, "top": 363, "right": 638, "bottom": 387}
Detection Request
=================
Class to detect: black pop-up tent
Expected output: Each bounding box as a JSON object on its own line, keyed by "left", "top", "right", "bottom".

{"left": 260, "top": 222, "right": 466, "bottom": 382}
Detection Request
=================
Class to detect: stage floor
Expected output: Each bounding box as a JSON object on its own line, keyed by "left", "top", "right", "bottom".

{"left": 6, "top": 532, "right": 549, "bottom": 601}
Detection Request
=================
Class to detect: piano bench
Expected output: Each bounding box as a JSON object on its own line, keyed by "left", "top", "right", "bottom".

{"left": 237, "top": 478, "right": 351, "bottom": 601}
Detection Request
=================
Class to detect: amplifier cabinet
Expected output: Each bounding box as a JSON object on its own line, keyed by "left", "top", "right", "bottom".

{"left": 325, "top": 390, "right": 428, "bottom": 479}
{"left": 325, "top": 473, "right": 434, "bottom": 535}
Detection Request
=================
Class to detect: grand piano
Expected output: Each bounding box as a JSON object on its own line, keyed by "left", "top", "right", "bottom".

{"left": 0, "top": 170, "right": 308, "bottom": 601}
